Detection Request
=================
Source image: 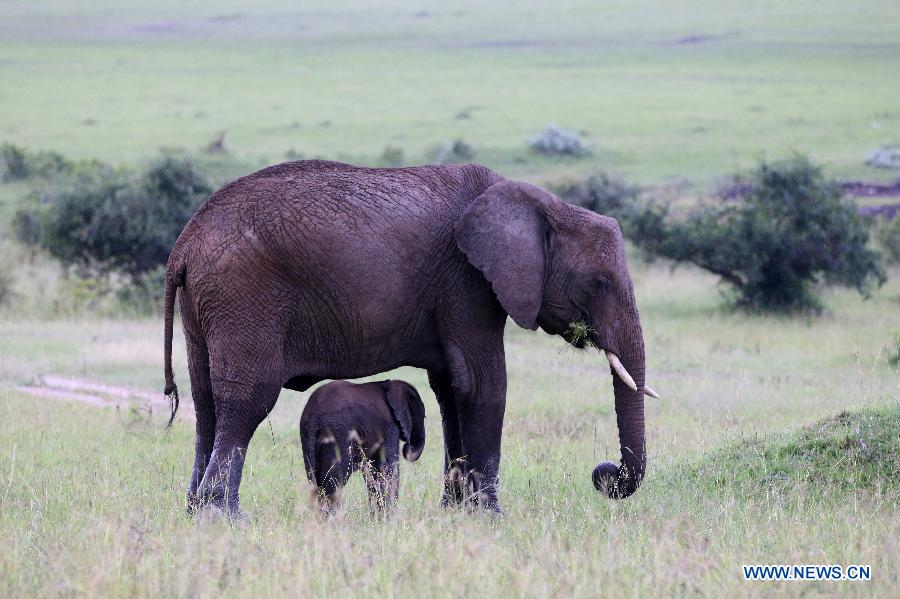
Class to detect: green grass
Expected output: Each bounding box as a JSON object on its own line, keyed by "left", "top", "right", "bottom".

{"left": 1, "top": 263, "right": 898, "bottom": 596}
{"left": 695, "top": 406, "right": 899, "bottom": 495}
{"left": 2, "top": 1, "right": 900, "bottom": 595}
{"left": 2, "top": 1, "right": 900, "bottom": 185}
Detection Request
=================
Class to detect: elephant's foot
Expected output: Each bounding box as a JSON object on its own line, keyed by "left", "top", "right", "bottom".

{"left": 191, "top": 486, "right": 252, "bottom": 525}
{"left": 442, "top": 467, "right": 504, "bottom": 515}
{"left": 464, "top": 486, "right": 504, "bottom": 517}
{"left": 440, "top": 464, "right": 467, "bottom": 508}
{"left": 467, "top": 470, "right": 503, "bottom": 515}
{"left": 195, "top": 503, "right": 253, "bottom": 526}
{"left": 186, "top": 491, "right": 204, "bottom": 516}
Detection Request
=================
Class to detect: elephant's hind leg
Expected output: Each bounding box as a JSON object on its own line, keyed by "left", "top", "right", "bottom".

{"left": 195, "top": 347, "right": 284, "bottom": 521}
{"left": 185, "top": 338, "right": 214, "bottom": 515}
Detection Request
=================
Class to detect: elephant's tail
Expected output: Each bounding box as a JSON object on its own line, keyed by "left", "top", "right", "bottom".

{"left": 163, "top": 261, "right": 185, "bottom": 429}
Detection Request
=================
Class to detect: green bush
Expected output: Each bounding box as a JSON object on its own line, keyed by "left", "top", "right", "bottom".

{"left": 433, "top": 139, "right": 475, "bottom": 163}
{"left": 554, "top": 171, "right": 639, "bottom": 220}
{"left": 113, "top": 266, "right": 166, "bottom": 315}
{"left": 0, "top": 261, "right": 13, "bottom": 308}
{"left": 888, "top": 333, "right": 900, "bottom": 367}
{"left": 875, "top": 217, "right": 900, "bottom": 265}
{"left": 13, "top": 151, "right": 212, "bottom": 279}
{"left": 0, "top": 142, "right": 76, "bottom": 182}
{"left": 630, "top": 156, "right": 885, "bottom": 311}
{"left": 378, "top": 145, "right": 405, "bottom": 166}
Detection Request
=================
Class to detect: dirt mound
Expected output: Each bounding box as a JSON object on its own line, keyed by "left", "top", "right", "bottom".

{"left": 692, "top": 406, "right": 899, "bottom": 494}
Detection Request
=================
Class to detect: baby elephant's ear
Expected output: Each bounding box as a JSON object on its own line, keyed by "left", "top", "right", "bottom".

{"left": 383, "top": 380, "right": 413, "bottom": 442}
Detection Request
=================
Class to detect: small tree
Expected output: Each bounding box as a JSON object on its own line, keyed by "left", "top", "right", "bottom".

{"left": 631, "top": 156, "right": 885, "bottom": 311}
{"left": 875, "top": 217, "right": 900, "bottom": 265}
{"left": 13, "top": 151, "right": 212, "bottom": 279}
{"left": 0, "top": 142, "right": 75, "bottom": 182}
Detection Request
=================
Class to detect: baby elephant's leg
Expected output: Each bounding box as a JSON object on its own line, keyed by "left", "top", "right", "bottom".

{"left": 314, "top": 432, "right": 352, "bottom": 517}
{"left": 366, "top": 440, "right": 400, "bottom": 517}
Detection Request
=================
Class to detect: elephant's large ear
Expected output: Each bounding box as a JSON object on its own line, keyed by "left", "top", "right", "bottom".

{"left": 383, "top": 381, "right": 412, "bottom": 442}
{"left": 453, "top": 181, "right": 547, "bottom": 330}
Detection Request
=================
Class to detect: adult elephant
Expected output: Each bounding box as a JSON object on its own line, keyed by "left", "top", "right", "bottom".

{"left": 163, "top": 160, "right": 658, "bottom": 518}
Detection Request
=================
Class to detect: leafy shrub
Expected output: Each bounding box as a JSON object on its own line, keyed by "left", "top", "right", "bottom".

{"left": 888, "top": 333, "right": 900, "bottom": 366}
{"left": 528, "top": 124, "right": 591, "bottom": 157}
{"left": 378, "top": 145, "right": 405, "bottom": 166}
{"left": 434, "top": 139, "right": 475, "bottom": 163}
{"left": 875, "top": 216, "right": 900, "bottom": 264}
{"left": 205, "top": 130, "right": 227, "bottom": 154}
{"left": 0, "top": 142, "right": 76, "bottom": 182}
{"left": 13, "top": 151, "right": 212, "bottom": 279}
{"left": 114, "top": 266, "right": 166, "bottom": 315}
{"left": 554, "top": 172, "right": 639, "bottom": 220}
{"left": 630, "top": 156, "right": 885, "bottom": 311}
{"left": 0, "top": 260, "right": 13, "bottom": 308}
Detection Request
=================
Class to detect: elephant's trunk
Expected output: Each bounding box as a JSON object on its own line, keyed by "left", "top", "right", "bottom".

{"left": 403, "top": 419, "right": 426, "bottom": 463}
{"left": 592, "top": 315, "right": 647, "bottom": 499}
{"left": 403, "top": 438, "right": 425, "bottom": 462}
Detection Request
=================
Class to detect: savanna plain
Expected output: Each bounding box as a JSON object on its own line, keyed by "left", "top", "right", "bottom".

{"left": 0, "top": 1, "right": 898, "bottom": 596}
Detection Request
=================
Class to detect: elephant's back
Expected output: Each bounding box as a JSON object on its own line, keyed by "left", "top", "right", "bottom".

{"left": 194, "top": 160, "right": 499, "bottom": 222}
{"left": 177, "top": 160, "right": 499, "bottom": 281}
{"left": 300, "top": 381, "right": 392, "bottom": 433}
{"left": 175, "top": 160, "right": 498, "bottom": 263}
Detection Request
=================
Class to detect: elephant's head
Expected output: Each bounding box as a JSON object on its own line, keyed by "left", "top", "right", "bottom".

{"left": 454, "top": 180, "right": 658, "bottom": 499}
{"left": 382, "top": 380, "right": 427, "bottom": 462}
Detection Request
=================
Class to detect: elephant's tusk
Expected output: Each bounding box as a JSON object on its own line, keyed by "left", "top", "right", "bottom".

{"left": 643, "top": 385, "right": 660, "bottom": 399}
{"left": 605, "top": 351, "right": 637, "bottom": 392}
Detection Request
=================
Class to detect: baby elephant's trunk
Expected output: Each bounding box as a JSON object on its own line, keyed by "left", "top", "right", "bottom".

{"left": 403, "top": 432, "right": 425, "bottom": 462}
{"left": 403, "top": 413, "right": 426, "bottom": 462}
{"left": 384, "top": 380, "right": 427, "bottom": 462}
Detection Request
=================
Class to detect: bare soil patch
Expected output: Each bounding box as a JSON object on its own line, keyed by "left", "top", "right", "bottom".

{"left": 719, "top": 178, "right": 900, "bottom": 218}
{"left": 15, "top": 375, "right": 193, "bottom": 419}
{"left": 840, "top": 179, "right": 900, "bottom": 197}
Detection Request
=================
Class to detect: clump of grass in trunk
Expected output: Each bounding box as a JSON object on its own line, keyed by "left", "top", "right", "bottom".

{"left": 564, "top": 319, "right": 594, "bottom": 347}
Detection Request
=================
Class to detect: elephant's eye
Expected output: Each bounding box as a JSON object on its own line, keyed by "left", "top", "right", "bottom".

{"left": 592, "top": 278, "right": 610, "bottom": 294}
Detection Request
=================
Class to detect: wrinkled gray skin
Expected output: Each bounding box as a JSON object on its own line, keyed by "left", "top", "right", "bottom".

{"left": 299, "top": 379, "right": 425, "bottom": 515}
{"left": 163, "top": 160, "right": 648, "bottom": 519}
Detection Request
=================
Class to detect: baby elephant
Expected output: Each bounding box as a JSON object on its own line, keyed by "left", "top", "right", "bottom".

{"left": 299, "top": 380, "right": 426, "bottom": 515}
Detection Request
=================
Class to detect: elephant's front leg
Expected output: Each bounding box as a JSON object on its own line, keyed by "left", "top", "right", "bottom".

{"left": 448, "top": 347, "right": 507, "bottom": 513}
{"left": 428, "top": 369, "right": 466, "bottom": 506}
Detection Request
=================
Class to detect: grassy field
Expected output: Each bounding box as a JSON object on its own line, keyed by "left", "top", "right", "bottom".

{"left": 2, "top": 1, "right": 900, "bottom": 185}
{"left": 0, "top": 264, "right": 898, "bottom": 596}
{"left": 1, "top": 1, "right": 899, "bottom": 597}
